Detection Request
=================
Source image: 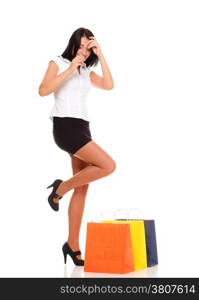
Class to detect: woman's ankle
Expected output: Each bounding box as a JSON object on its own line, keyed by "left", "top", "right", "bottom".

{"left": 67, "top": 239, "right": 80, "bottom": 250}
{"left": 56, "top": 181, "right": 69, "bottom": 196}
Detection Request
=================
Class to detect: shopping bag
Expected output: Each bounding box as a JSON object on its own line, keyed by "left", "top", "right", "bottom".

{"left": 102, "top": 220, "right": 147, "bottom": 270}
{"left": 116, "top": 219, "right": 158, "bottom": 267}
{"left": 143, "top": 220, "right": 158, "bottom": 267}
{"left": 84, "top": 222, "right": 134, "bottom": 274}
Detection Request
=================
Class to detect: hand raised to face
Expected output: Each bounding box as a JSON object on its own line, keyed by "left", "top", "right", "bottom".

{"left": 87, "top": 36, "right": 102, "bottom": 57}
{"left": 69, "top": 55, "right": 85, "bottom": 71}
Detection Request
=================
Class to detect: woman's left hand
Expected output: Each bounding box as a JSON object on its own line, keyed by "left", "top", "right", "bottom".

{"left": 87, "top": 36, "right": 102, "bottom": 57}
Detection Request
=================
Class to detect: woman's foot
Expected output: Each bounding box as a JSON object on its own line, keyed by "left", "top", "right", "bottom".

{"left": 67, "top": 241, "right": 82, "bottom": 260}
{"left": 55, "top": 181, "right": 69, "bottom": 198}
{"left": 52, "top": 182, "right": 65, "bottom": 204}
{"left": 53, "top": 197, "right": 61, "bottom": 203}
{"left": 51, "top": 181, "right": 70, "bottom": 205}
{"left": 47, "top": 179, "right": 63, "bottom": 211}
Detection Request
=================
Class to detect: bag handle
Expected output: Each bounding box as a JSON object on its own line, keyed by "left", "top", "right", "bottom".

{"left": 126, "top": 207, "right": 143, "bottom": 220}
{"left": 100, "top": 207, "right": 143, "bottom": 221}
{"left": 114, "top": 207, "right": 143, "bottom": 220}
{"left": 100, "top": 210, "right": 115, "bottom": 221}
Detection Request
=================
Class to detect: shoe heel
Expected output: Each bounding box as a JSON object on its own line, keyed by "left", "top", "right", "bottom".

{"left": 47, "top": 183, "right": 54, "bottom": 189}
{"left": 63, "top": 249, "right": 67, "bottom": 264}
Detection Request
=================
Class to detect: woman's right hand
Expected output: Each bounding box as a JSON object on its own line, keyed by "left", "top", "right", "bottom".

{"left": 69, "top": 55, "right": 84, "bottom": 71}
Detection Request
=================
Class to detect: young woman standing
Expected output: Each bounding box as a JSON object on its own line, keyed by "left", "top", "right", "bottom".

{"left": 38, "top": 27, "right": 115, "bottom": 265}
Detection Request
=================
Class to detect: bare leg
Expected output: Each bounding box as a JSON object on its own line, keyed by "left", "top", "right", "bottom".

{"left": 67, "top": 188, "right": 89, "bottom": 260}
{"left": 55, "top": 141, "right": 116, "bottom": 198}
{"left": 66, "top": 156, "right": 90, "bottom": 260}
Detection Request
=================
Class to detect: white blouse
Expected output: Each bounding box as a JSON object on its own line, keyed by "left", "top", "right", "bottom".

{"left": 49, "top": 55, "right": 92, "bottom": 122}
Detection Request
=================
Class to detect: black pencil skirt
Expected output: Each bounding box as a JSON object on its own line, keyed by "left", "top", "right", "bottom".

{"left": 52, "top": 117, "right": 92, "bottom": 156}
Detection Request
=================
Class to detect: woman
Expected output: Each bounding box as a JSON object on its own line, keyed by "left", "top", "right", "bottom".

{"left": 38, "top": 27, "right": 116, "bottom": 266}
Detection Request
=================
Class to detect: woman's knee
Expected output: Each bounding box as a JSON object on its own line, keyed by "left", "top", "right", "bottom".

{"left": 73, "top": 141, "right": 116, "bottom": 174}
{"left": 103, "top": 159, "right": 116, "bottom": 175}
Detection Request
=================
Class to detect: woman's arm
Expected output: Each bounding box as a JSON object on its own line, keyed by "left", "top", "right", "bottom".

{"left": 38, "top": 61, "right": 74, "bottom": 96}
{"left": 90, "top": 52, "right": 114, "bottom": 90}
{"left": 38, "top": 56, "right": 84, "bottom": 96}
{"left": 88, "top": 37, "right": 114, "bottom": 90}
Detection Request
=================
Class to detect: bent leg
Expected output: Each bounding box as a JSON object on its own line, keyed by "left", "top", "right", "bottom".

{"left": 56, "top": 141, "right": 116, "bottom": 197}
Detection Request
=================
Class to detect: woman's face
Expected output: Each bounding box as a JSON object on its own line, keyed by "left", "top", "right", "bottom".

{"left": 76, "top": 36, "right": 92, "bottom": 61}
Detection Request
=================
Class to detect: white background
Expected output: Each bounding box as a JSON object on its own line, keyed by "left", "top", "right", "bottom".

{"left": 0, "top": 0, "right": 198, "bottom": 277}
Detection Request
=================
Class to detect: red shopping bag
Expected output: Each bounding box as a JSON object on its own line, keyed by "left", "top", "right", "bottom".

{"left": 84, "top": 222, "right": 134, "bottom": 274}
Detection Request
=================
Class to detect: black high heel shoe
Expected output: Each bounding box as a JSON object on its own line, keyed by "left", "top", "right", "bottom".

{"left": 47, "top": 179, "right": 63, "bottom": 211}
{"left": 62, "top": 242, "right": 84, "bottom": 266}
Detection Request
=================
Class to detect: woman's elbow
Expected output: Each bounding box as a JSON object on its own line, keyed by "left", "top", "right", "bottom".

{"left": 104, "top": 85, "right": 114, "bottom": 90}
{"left": 38, "top": 89, "right": 44, "bottom": 97}
{"left": 104, "top": 80, "right": 114, "bottom": 90}
{"left": 38, "top": 86, "right": 49, "bottom": 96}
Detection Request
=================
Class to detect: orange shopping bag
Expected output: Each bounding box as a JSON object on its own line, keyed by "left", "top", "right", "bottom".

{"left": 84, "top": 222, "right": 134, "bottom": 274}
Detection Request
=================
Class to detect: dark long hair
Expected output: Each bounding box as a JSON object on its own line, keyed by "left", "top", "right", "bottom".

{"left": 61, "top": 27, "right": 99, "bottom": 68}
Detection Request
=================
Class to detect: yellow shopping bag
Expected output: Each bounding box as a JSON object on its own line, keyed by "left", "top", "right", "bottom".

{"left": 102, "top": 220, "right": 147, "bottom": 270}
